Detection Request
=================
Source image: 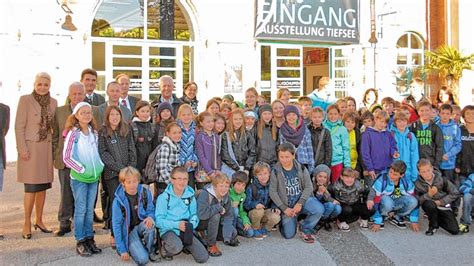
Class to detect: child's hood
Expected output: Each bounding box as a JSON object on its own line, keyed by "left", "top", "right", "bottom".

{"left": 164, "top": 183, "right": 195, "bottom": 199}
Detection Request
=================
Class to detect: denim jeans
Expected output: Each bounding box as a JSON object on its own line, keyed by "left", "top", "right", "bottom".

{"left": 280, "top": 197, "right": 324, "bottom": 238}
{"left": 232, "top": 207, "right": 254, "bottom": 238}
{"left": 71, "top": 179, "right": 98, "bottom": 241}
{"left": 322, "top": 202, "right": 342, "bottom": 220}
{"left": 128, "top": 221, "right": 155, "bottom": 265}
{"left": 379, "top": 195, "right": 418, "bottom": 220}
{"left": 461, "top": 193, "right": 474, "bottom": 225}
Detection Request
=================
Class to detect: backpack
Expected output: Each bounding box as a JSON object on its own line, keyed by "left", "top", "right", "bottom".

{"left": 142, "top": 143, "right": 164, "bottom": 184}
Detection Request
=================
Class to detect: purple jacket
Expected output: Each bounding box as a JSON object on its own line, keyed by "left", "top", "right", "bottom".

{"left": 195, "top": 130, "right": 222, "bottom": 175}
{"left": 361, "top": 127, "right": 397, "bottom": 173}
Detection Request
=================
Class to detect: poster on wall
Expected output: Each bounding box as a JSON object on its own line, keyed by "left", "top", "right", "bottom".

{"left": 305, "top": 49, "right": 329, "bottom": 65}
{"left": 255, "top": 0, "right": 360, "bottom": 44}
{"left": 219, "top": 44, "right": 244, "bottom": 93}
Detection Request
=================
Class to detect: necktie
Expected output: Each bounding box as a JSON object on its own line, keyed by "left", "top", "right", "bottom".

{"left": 121, "top": 99, "right": 127, "bottom": 107}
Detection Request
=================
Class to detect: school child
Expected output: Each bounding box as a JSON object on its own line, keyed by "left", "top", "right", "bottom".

{"left": 197, "top": 173, "right": 238, "bottom": 257}
{"left": 366, "top": 161, "right": 419, "bottom": 232}
{"left": 280, "top": 105, "right": 315, "bottom": 174}
{"left": 155, "top": 122, "right": 182, "bottom": 197}
{"left": 458, "top": 173, "right": 474, "bottom": 233}
{"left": 154, "top": 101, "right": 174, "bottom": 145}
{"left": 155, "top": 166, "right": 209, "bottom": 263}
{"left": 221, "top": 109, "right": 256, "bottom": 177}
{"left": 359, "top": 110, "right": 374, "bottom": 133}
{"left": 381, "top": 97, "right": 396, "bottom": 129}
{"left": 195, "top": 111, "right": 222, "bottom": 190}
{"left": 313, "top": 165, "right": 342, "bottom": 231}
{"left": 308, "top": 107, "right": 332, "bottom": 167}
{"left": 269, "top": 143, "right": 324, "bottom": 243}
{"left": 112, "top": 167, "right": 157, "bottom": 264}
{"left": 222, "top": 94, "right": 234, "bottom": 106}
{"left": 436, "top": 104, "right": 462, "bottom": 184}
{"left": 244, "top": 108, "right": 257, "bottom": 142}
{"left": 63, "top": 102, "right": 104, "bottom": 256}
{"left": 244, "top": 87, "right": 260, "bottom": 117}
{"left": 329, "top": 168, "right": 374, "bottom": 232}
{"left": 335, "top": 98, "right": 348, "bottom": 118}
{"left": 342, "top": 111, "right": 364, "bottom": 176}
{"left": 98, "top": 105, "right": 137, "bottom": 247}
{"left": 345, "top": 96, "right": 357, "bottom": 112}
{"left": 272, "top": 99, "right": 286, "bottom": 128}
{"left": 206, "top": 99, "right": 220, "bottom": 116}
{"left": 229, "top": 171, "right": 254, "bottom": 238}
{"left": 255, "top": 104, "right": 279, "bottom": 166}
{"left": 258, "top": 95, "right": 266, "bottom": 107}
{"left": 410, "top": 101, "right": 444, "bottom": 169}
{"left": 451, "top": 104, "right": 462, "bottom": 125}
{"left": 131, "top": 100, "right": 158, "bottom": 180}
{"left": 390, "top": 112, "right": 419, "bottom": 182}
{"left": 415, "top": 159, "right": 460, "bottom": 236}
{"left": 323, "top": 104, "right": 351, "bottom": 182}
{"left": 456, "top": 106, "right": 474, "bottom": 192}
{"left": 361, "top": 110, "right": 399, "bottom": 185}
{"left": 297, "top": 96, "right": 313, "bottom": 124}
{"left": 213, "top": 113, "right": 227, "bottom": 135}
{"left": 244, "top": 162, "right": 281, "bottom": 240}
{"left": 176, "top": 104, "right": 198, "bottom": 189}
{"left": 220, "top": 103, "right": 232, "bottom": 120}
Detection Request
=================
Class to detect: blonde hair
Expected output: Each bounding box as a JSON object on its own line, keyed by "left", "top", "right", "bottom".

{"left": 253, "top": 161, "right": 271, "bottom": 176}
{"left": 318, "top": 77, "right": 330, "bottom": 89}
{"left": 119, "top": 166, "right": 141, "bottom": 183}
{"left": 35, "top": 72, "right": 51, "bottom": 83}
{"left": 373, "top": 109, "right": 390, "bottom": 122}
{"left": 228, "top": 109, "right": 246, "bottom": 142}
{"left": 277, "top": 88, "right": 290, "bottom": 100}
{"left": 211, "top": 172, "right": 231, "bottom": 186}
{"left": 177, "top": 104, "right": 194, "bottom": 120}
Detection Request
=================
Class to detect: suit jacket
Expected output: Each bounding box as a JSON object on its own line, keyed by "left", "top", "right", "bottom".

{"left": 15, "top": 94, "right": 57, "bottom": 184}
{"left": 128, "top": 95, "right": 139, "bottom": 113}
{"left": 0, "top": 103, "right": 10, "bottom": 168}
{"left": 84, "top": 92, "right": 105, "bottom": 106}
{"left": 52, "top": 105, "right": 71, "bottom": 170}
{"left": 97, "top": 102, "right": 132, "bottom": 126}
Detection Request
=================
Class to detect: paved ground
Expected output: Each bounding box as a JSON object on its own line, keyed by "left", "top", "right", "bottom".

{"left": 1, "top": 163, "right": 473, "bottom": 265}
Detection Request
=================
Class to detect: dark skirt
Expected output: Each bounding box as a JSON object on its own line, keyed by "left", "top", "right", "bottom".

{"left": 24, "top": 183, "right": 52, "bottom": 193}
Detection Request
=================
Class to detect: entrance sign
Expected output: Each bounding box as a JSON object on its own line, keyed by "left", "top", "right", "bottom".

{"left": 255, "top": 0, "right": 360, "bottom": 44}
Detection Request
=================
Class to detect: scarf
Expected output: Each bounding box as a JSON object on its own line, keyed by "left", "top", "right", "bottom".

{"left": 280, "top": 119, "right": 305, "bottom": 147}
{"left": 32, "top": 90, "right": 53, "bottom": 141}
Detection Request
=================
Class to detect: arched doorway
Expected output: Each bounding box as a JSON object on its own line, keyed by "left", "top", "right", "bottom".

{"left": 90, "top": 0, "right": 195, "bottom": 101}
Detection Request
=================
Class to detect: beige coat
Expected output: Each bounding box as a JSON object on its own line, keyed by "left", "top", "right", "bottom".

{"left": 15, "top": 94, "right": 57, "bottom": 184}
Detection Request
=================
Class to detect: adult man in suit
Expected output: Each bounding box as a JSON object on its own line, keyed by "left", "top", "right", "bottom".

{"left": 0, "top": 102, "right": 9, "bottom": 240}
{"left": 116, "top": 74, "right": 139, "bottom": 113}
{"left": 52, "top": 82, "right": 87, "bottom": 236}
{"left": 151, "top": 75, "right": 182, "bottom": 118}
{"left": 81, "top": 68, "right": 105, "bottom": 106}
{"left": 97, "top": 81, "right": 132, "bottom": 126}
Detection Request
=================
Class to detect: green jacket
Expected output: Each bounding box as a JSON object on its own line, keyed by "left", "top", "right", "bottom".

{"left": 229, "top": 187, "right": 251, "bottom": 225}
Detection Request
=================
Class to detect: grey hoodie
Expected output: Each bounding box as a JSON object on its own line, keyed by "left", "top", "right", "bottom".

{"left": 415, "top": 169, "right": 460, "bottom": 206}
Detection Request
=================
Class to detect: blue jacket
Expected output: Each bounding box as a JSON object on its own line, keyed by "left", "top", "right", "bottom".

{"left": 367, "top": 173, "right": 419, "bottom": 225}
{"left": 323, "top": 119, "right": 351, "bottom": 168}
{"left": 436, "top": 120, "right": 462, "bottom": 170}
{"left": 279, "top": 127, "right": 315, "bottom": 174}
{"left": 361, "top": 127, "right": 397, "bottom": 173}
{"left": 390, "top": 126, "right": 419, "bottom": 182}
{"left": 244, "top": 177, "right": 272, "bottom": 211}
{"left": 155, "top": 184, "right": 198, "bottom": 236}
{"left": 112, "top": 184, "right": 155, "bottom": 255}
{"left": 459, "top": 174, "right": 474, "bottom": 195}
{"left": 308, "top": 90, "right": 334, "bottom": 111}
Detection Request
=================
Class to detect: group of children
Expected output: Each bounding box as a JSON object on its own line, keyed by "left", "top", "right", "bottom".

{"left": 62, "top": 84, "right": 474, "bottom": 264}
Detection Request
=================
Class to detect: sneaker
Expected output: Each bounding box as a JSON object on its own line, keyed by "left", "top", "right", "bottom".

{"left": 323, "top": 221, "right": 333, "bottom": 232}
{"left": 224, "top": 238, "right": 240, "bottom": 247}
{"left": 359, "top": 219, "right": 369, "bottom": 230}
{"left": 149, "top": 251, "right": 160, "bottom": 262}
{"left": 425, "top": 226, "right": 437, "bottom": 236}
{"left": 315, "top": 223, "right": 324, "bottom": 232}
{"left": 389, "top": 217, "right": 407, "bottom": 230}
{"left": 208, "top": 245, "right": 222, "bottom": 257}
{"left": 253, "top": 231, "right": 264, "bottom": 240}
{"left": 86, "top": 238, "right": 102, "bottom": 254}
{"left": 299, "top": 232, "right": 315, "bottom": 244}
{"left": 260, "top": 228, "right": 269, "bottom": 238}
{"left": 337, "top": 221, "right": 350, "bottom": 232}
{"left": 161, "top": 253, "right": 173, "bottom": 261}
{"left": 459, "top": 223, "right": 470, "bottom": 233}
{"left": 271, "top": 224, "right": 278, "bottom": 231}
{"left": 76, "top": 240, "right": 92, "bottom": 257}
{"left": 380, "top": 223, "right": 385, "bottom": 230}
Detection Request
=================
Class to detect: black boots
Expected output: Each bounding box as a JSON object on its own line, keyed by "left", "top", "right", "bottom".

{"left": 76, "top": 238, "right": 102, "bottom": 257}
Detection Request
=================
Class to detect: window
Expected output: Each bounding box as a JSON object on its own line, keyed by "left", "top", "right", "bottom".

{"left": 395, "top": 32, "right": 425, "bottom": 95}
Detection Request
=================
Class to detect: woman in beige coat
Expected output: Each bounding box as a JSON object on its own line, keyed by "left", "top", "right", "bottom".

{"left": 15, "top": 72, "right": 57, "bottom": 239}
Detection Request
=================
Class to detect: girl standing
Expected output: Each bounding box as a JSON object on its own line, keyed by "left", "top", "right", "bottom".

{"left": 154, "top": 102, "right": 174, "bottom": 145}
{"left": 272, "top": 100, "right": 286, "bottom": 128}
{"left": 256, "top": 104, "right": 279, "bottom": 166}
{"left": 195, "top": 111, "right": 222, "bottom": 190}
{"left": 176, "top": 104, "right": 198, "bottom": 189}
{"left": 98, "top": 105, "right": 137, "bottom": 247}
{"left": 155, "top": 122, "right": 182, "bottom": 197}
{"left": 63, "top": 102, "right": 104, "bottom": 256}
{"left": 221, "top": 109, "right": 256, "bottom": 176}
{"left": 323, "top": 104, "right": 351, "bottom": 182}
{"left": 131, "top": 101, "right": 157, "bottom": 180}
